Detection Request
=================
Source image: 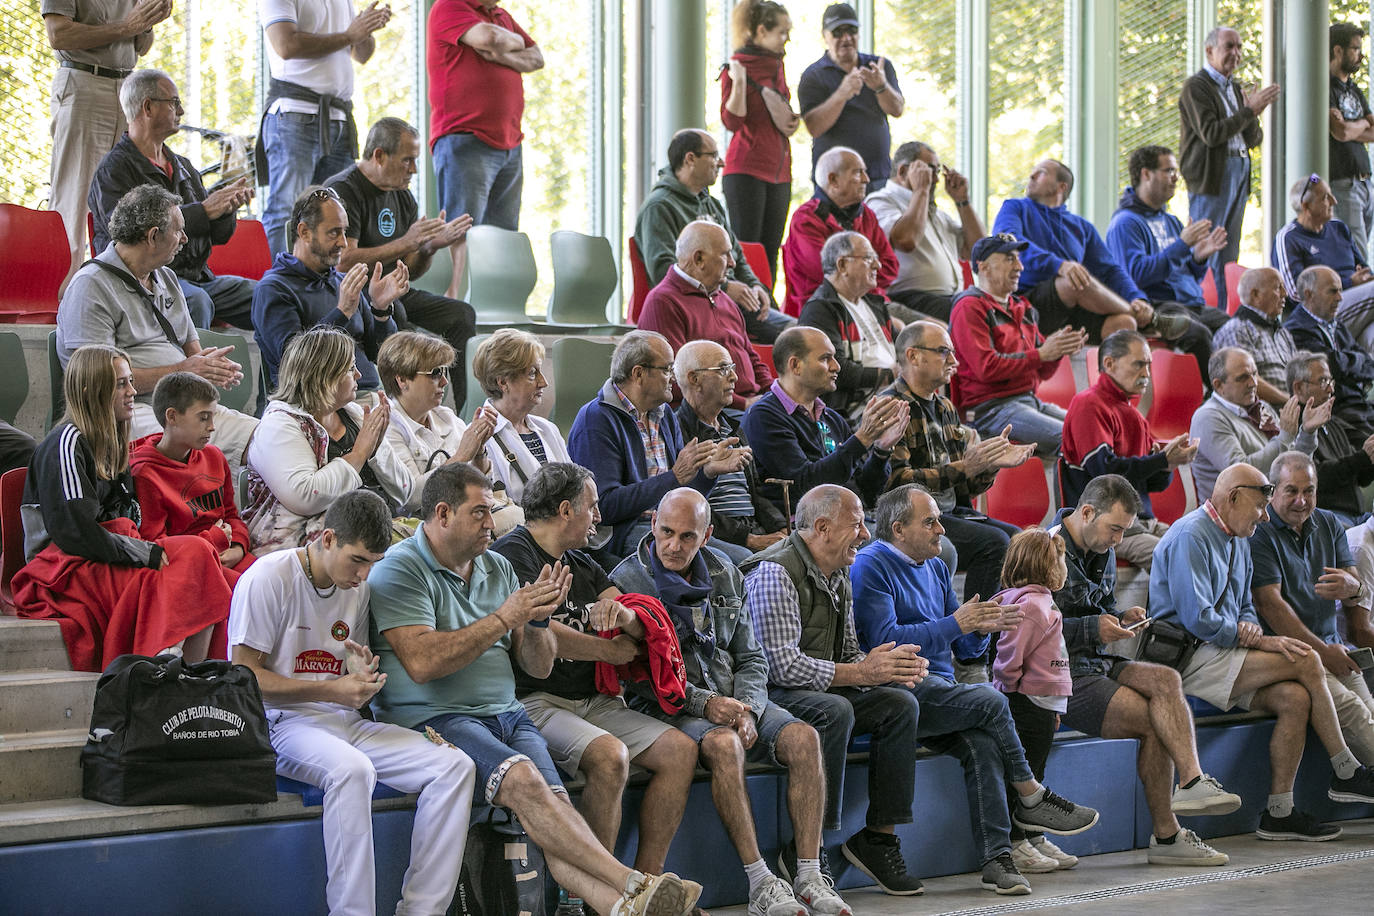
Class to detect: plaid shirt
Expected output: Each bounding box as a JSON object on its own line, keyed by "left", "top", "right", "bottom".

{"left": 1212, "top": 307, "right": 1295, "bottom": 392}
{"left": 743, "top": 560, "right": 865, "bottom": 690}
{"left": 614, "top": 383, "right": 669, "bottom": 476}
{"left": 883, "top": 376, "right": 997, "bottom": 505}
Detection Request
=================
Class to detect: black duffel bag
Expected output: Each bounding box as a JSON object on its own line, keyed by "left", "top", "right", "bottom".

{"left": 81, "top": 654, "right": 278, "bottom": 806}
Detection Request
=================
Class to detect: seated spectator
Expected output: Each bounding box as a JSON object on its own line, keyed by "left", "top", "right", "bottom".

{"left": 1351, "top": 517, "right": 1374, "bottom": 605}
{"left": 634, "top": 128, "right": 793, "bottom": 343}
{"left": 883, "top": 320, "right": 1032, "bottom": 601}
{"left": 568, "top": 330, "right": 748, "bottom": 562}
{"left": 253, "top": 186, "right": 408, "bottom": 394}
{"left": 376, "top": 331, "right": 497, "bottom": 514}
{"left": 1285, "top": 351, "right": 1374, "bottom": 526}
{"left": 1212, "top": 266, "right": 1294, "bottom": 407}
{"left": 799, "top": 230, "right": 898, "bottom": 416}
{"left": 474, "top": 329, "right": 571, "bottom": 505}
{"left": 228, "top": 491, "right": 476, "bottom": 916}
{"left": 742, "top": 326, "right": 907, "bottom": 518}
{"left": 1189, "top": 348, "right": 1325, "bottom": 502}
{"left": 57, "top": 183, "right": 257, "bottom": 472}
{"left": 366, "top": 464, "right": 699, "bottom": 916}
{"left": 1284, "top": 265, "right": 1374, "bottom": 436}
{"left": 1272, "top": 174, "right": 1374, "bottom": 347}
{"left": 674, "top": 340, "right": 789, "bottom": 555}
{"left": 492, "top": 464, "right": 698, "bottom": 880}
{"left": 782, "top": 146, "right": 898, "bottom": 316}
{"left": 948, "top": 233, "right": 1086, "bottom": 457}
{"left": 14, "top": 346, "right": 230, "bottom": 671}
{"left": 243, "top": 327, "right": 413, "bottom": 554}
{"left": 1143, "top": 462, "right": 1374, "bottom": 840}
{"left": 326, "top": 117, "right": 479, "bottom": 408}
{"left": 1062, "top": 330, "right": 1198, "bottom": 570}
{"left": 90, "top": 69, "right": 255, "bottom": 329}
{"left": 1049, "top": 474, "right": 1239, "bottom": 866}
{"left": 638, "top": 219, "right": 773, "bottom": 409}
{"left": 1105, "top": 144, "right": 1229, "bottom": 332}
{"left": 0, "top": 421, "right": 35, "bottom": 477}
{"left": 740, "top": 485, "right": 923, "bottom": 905}
{"left": 1252, "top": 452, "right": 1374, "bottom": 765}
{"left": 850, "top": 484, "right": 1099, "bottom": 893}
{"left": 866, "top": 141, "right": 984, "bottom": 324}
{"left": 131, "top": 372, "right": 255, "bottom": 584}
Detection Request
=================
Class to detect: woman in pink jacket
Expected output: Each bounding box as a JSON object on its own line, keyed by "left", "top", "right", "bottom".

{"left": 992, "top": 528, "right": 1078, "bottom": 873}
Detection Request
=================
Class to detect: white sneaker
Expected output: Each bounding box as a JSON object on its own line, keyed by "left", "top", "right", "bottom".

{"left": 1029, "top": 835, "right": 1079, "bottom": 869}
{"left": 1147, "top": 828, "right": 1229, "bottom": 866}
{"left": 1011, "top": 838, "right": 1059, "bottom": 873}
{"left": 1171, "top": 774, "right": 1243, "bottom": 816}
{"left": 747, "top": 875, "right": 805, "bottom": 916}
{"left": 793, "top": 873, "right": 853, "bottom": 915}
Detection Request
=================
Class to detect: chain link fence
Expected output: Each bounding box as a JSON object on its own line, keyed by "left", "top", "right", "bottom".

{"left": 1118, "top": 0, "right": 1187, "bottom": 192}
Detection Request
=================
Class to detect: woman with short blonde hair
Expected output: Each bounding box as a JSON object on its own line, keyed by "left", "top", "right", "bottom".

{"left": 475, "top": 329, "right": 571, "bottom": 503}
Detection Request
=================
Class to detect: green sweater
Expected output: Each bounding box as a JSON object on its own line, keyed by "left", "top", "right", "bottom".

{"left": 633, "top": 167, "right": 764, "bottom": 289}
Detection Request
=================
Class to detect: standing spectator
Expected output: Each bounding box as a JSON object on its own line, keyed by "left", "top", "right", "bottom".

{"left": 90, "top": 69, "right": 256, "bottom": 329}
{"left": 1329, "top": 22, "right": 1374, "bottom": 260}
{"left": 42, "top": 0, "right": 170, "bottom": 290}
{"left": 327, "top": 117, "right": 478, "bottom": 407}
{"left": 1178, "top": 26, "right": 1279, "bottom": 312}
{"left": 866, "top": 141, "right": 984, "bottom": 324}
{"left": 473, "top": 329, "right": 570, "bottom": 505}
{"left": 1212, "top": 267, "right": 1294, "bottom": 407}
{"left": 722, "top": 0, "right": 799, "bottom": 280}
{"left": 257, "top": 0, "right": 391, "bottom": 257}
{"left": 797, "top": 3, "right": 903, "bottom": 192}
{"left": 1284, "top": 265, "right": 1374, "bottom": 436}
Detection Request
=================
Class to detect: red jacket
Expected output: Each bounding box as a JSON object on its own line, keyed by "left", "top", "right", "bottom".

{"left": 721, "top": 49, "right": 792, "bottom": 185}
{"left": 595, "top": 593, "right": 687, "bottom": 715}
{"left": 948, "top": 287, "right": 1058, "bottom": 413}
{"left": 781, "top": 196, "right": 898, "bottom": 317}
{"left": 130, "top": 434, "right": 253, "bottom": 563}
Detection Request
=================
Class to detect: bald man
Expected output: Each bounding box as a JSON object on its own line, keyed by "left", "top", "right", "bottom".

{"left": 1137, "top": 462, "right": 1374, "bottom": 842}
{"left": 638, "top": 219, "right": 773, "bottom": 409}
{"left": 1212, "top": 267, "right": 1295, "bottom": 407}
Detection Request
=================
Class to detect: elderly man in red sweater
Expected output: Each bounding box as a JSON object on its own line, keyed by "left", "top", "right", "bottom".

{"left": 638, "top": 219, "right": 773, "bottom": 409}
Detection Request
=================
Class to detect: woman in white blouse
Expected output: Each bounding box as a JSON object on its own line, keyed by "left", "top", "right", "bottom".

{"left": 474, "top": 329, "right": 571, "bottom": 504}
{"left": 242, "top": 327, "right": 413, "bottom": 553}
{"left": 376, "top": 331, "right": 496, "bottom": 513}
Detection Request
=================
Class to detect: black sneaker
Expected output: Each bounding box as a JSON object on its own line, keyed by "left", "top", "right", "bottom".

{"left": 776, "top": 838, "right": 833, "bottom": 885}
{"left": 1255, "top": 809, "right": 1343, "bottom": 842}
{"left": 1012, "top": 788, "right": 1100, "bottom": 836}
{"left": 840, "top": 829, "right": 924, "bottom": 896}
{"left": 980, "top": 852, "right": 1031, "bottom": 895}
{"left": 1329, "top": 765, "right": 1374, "bottom": 803}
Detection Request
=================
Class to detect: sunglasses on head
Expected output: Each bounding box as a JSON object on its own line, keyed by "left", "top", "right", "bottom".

{"left": 1299, "top": 173, "right": 1320, "bottom": 207}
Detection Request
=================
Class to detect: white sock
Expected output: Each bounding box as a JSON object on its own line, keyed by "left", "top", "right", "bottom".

{"left": 744, "top": 858, "right": 773, "bottom": 894}
{"left": 1331, "top": 749, "right": 1360, "bottom": 780}
{"left": 1019, "top": 785, "right": 1047, "bottom": 807}
{"left": 795, "top": 858, "right": 822, "bottom": 885}
{"left": 1267, "top": 792, "right": 1294, "bottom": 818}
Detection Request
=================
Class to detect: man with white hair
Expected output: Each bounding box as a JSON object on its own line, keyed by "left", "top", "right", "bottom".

{"left": 90, "top": 69, "right": 256, "bottom": 329}
{"left": 1284, "top": 265, "right": 1374, "bottom": 436}
{"left": 781, "top": 146, "right": 898, "bottom": 316}
{"left": 1212, "top": 266, "right": 1294, "bottom": 407}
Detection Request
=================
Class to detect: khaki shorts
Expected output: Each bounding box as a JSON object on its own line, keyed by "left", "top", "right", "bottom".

{"left": 521, "top": 691, "right": 673, "bottom": 775}
{"left": 1110, "top": 634, "right": 1255, "bottom": 711}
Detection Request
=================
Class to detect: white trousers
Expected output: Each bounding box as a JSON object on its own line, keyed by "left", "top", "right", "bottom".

{"left": 270, "top": 706, "right": 476, "bottom": 916}
{"left": 1326, "top": 670, "right": 1374, "bottom": 767}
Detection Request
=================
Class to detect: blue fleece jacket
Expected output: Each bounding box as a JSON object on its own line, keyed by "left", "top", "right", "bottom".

{"left": 993, "top": 196, "right": 1147, "bottom": 302}
{"left": 1105, "top": 187, "right": 1209, "bottom": 306}
{"left": 851, "top": 539, "right": 988, "bottom": 680}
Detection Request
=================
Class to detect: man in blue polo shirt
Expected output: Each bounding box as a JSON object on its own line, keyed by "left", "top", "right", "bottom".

{"left": 1251, "top": 451, "right": 1374, "bottom": 765}
{"left": 797, "top": 3, "right": 904, "bottom": 192}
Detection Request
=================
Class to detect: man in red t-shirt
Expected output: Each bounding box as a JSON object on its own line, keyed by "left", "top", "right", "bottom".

{"left": 427, "top": 0, "right": 543, "bottom": 243}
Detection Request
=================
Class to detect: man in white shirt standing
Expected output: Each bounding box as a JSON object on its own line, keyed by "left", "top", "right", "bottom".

{"left": 230, "top": 490, "right": 476, "bottom": 916}
{"left": 257, "top": 0, "right": 392, "bottom": 256}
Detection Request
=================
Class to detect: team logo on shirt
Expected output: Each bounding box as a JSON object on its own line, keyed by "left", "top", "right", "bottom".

{"left": 331, "top": 620, "right": 350, "bottom": 642}
{"left": 378, "top": 208, "right": 396, "bottom": 238}
{"left": 295, "top": 649, "right": 343, "bottom": 675}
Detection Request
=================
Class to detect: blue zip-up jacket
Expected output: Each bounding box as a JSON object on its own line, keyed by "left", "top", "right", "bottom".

{"left": 1105, "top": 187, "right": 1208, "bottom": 306}
{"left": 993, "top": 196, "right": 1147, "bottom": 302}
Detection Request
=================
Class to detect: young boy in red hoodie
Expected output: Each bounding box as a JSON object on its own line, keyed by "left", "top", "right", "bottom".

{"left": 132, "top": 372, "right": 256, "bottom": 588}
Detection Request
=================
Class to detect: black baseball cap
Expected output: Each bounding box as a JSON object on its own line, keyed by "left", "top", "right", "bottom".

{"left": 969, "top": 233, "right": 1030, "bottom": 264}
{"left": 822, "top": 4, "right": 860, "bottom": 32}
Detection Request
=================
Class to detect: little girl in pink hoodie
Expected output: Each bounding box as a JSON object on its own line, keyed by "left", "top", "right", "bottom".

{"left": 992, "top": 528, "right": 1075, "bottom": 872}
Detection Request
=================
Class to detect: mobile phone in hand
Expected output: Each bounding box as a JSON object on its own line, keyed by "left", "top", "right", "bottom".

{"left": 1349, "top": 647, "right": 1374, "bottom": 670}
{"left": 1123, "top": 616, "right": 1152, "bottom": 632}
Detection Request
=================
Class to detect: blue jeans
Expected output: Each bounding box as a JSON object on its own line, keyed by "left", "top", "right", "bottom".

{"left": 432, "top": 132, "right": 523, "bottom": 230}
{"left": 261, "top": 111, "right": 356, "bottom": 257}
{"left": 770, "top": 685, "right": 919, "bottom": 831}
{"left": 178, "top": 274, "right": 256, "bottom": 330}
{"left": 1188, "top": 155, "right": 1250, "bottom": 312}
{"left": 908, "top": 675, "right": 1034, "bottom": 863}
{"left": 420, "top": 707, "right": 563, "bottom": 805}
{"left": 970, "top": 394, "right": 1066, "bottom": 458}
{"left": 1332, "top": 176, "right": 1374, "bottom": 263}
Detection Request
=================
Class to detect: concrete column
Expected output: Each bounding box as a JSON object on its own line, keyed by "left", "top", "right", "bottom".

{"left": 643, "top": 0, "right": 706, "bottom": 196}
{"left": 1281, "top": 0, "right": 1329, "bottom": 194}
{"left": 958, "top": 0, "right": 989, "bottom": 226}
{"left": 1067, "top": 0, "right": 1119, "bottom": 230}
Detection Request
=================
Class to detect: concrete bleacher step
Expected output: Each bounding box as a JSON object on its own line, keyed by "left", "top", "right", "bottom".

{"left": 0, "top": 729, "right": 87, "bottom": 803}
{"left": 0, "top": 670, "right": 98, "bottom": 735}
{"left": 0, "top": 617, "right": 72, "bottom": 672}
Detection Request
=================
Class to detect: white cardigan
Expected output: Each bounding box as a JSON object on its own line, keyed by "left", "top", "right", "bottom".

{"left": 384, "top": 404, "right": 470, "bottom": 513}
{"left": 480, "top": 399, "right": 571, "bottom": 503}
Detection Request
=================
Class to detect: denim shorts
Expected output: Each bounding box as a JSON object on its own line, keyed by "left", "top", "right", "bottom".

{"left": 420, "top": 706, "right": 564, "bottom": 804}
{"left": 668, "top": 698, "right": 799, "bottom": 767}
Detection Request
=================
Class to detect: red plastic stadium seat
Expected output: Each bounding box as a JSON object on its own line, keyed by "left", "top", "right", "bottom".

{"left": 1223, "top": 262, "right": 1247, "bottom": 315}
{"left": 1145, "top": 345, "right": 1204, "bottom": 440}
{"left": 983, "top": 459, "right": 1051, "bottom": 529}
{"left": 87, "top": 211, "right": 97, "bottom": 258}
{"left": 0, "top": 204, "right": 68, "bottom": 323}
{"left": 1084, "top": 347, "right": 1100, "bottom": 386}
{"left": 1200, "top": 268, "right": 1218, "bottom": 309}
{"left": 627, "top": 237, "right": 651, "bottom": 323}
{"left": 753, "top": 344, "right": 775, "bottom": 376}
{"left": 740, "top": 240, "right": 772, "bottom": 290}
{"left": 1037, "top": 357, "right": 1078, "bottom": 409}
{"left": 1152, "top": 468, "right": 1189, "bottom": 525}
{"left": 207, "top": 219, "right": 273, "bottom": 281}
{"left": 960, "top": 259, "right": 975, "bottom": 289}
{"left": 0, "top": 467, "right": 27, "bottom": 614}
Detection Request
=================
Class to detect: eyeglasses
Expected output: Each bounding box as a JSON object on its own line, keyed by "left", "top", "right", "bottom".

{"left": 641, "top": 364, "right": 674, "bottom": 375}
{"left": 829, "top": 25, "right": 858, "bottom": 37}
{"left": 913, "top": 345, "right": 956, "bottom": 359}
{"left": 309, "top": 187, "right": 341, "bottom": 202}
{"left": 697, "top": 363, "right": 737, "bottom": 376}
{"left": 1299, "top": 173, "right": 1320, "bottom": 207}
{"left": 817, "top": 418, "right": 838, "bottom": 455}
{"left": 149, "top": 96, "right": 182, "bottom": 108}
{"left": 1231, "top": 483, "right": 1277, "bottom": 500}
{"left": 419, "top": 366, "right": 450, "bottom": 381}
{"left": 521, "top": 366, "right": 546, "bottom": 382}
{"left": 842, "top": 254, "right": 880, "bottom": 266}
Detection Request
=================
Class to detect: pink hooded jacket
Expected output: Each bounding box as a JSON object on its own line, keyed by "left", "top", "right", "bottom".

{"left": 991, "top": 584, "right": 1072, "bottom": 698}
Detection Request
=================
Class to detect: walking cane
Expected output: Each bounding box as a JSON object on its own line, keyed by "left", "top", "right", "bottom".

{"left": 765, "top": 478, "right": 795, "bottom": 532}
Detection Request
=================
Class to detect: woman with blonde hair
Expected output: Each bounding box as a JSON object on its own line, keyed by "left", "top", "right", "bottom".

{"left": 243, "top": 326, "right": 413, "bottom": 553}
{"left": 476, "top": 328, "right": 571, "bottom": 503}
{"left": 14, "top": 345, "right": 231, "bottom": 671}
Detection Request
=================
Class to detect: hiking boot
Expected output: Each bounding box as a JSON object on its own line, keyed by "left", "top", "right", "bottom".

{"left": 1256, "top": 809, "right": 1343, "bottom": 842}
{"left": 1010, "top": 838, "right": 1059, "bottom": 874}
{"left": 1012, "top": 788, "right": 1100, "bottom": 836}
{"left": 1171, "top": 774, "right": 1242, "bottom": 816}
{"left": 840, "top": 828, "right": 924, "bottom": 895}
{"left": 980, "top": 853, "right": 1031, "bottom": 895}
{"left": 1146, "top": 828, "right": 1229, "bottom": 866}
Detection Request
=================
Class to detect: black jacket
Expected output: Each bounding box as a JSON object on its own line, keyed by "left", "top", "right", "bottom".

{"left": 798, "top": 278, "right": 895, "bottom": 414}
{"left": 675, "top": 403, "right": 789, "bottom": 546}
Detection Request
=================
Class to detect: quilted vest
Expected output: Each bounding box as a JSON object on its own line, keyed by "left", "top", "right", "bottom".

{"left": 739, "top": 532, "right": 850, "bottom": 662}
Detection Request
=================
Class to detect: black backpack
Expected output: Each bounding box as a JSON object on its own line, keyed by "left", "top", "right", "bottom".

{"left": 81, "top": 654, "right": 278, "bottom": 806}
{"left": 449, "top": 811, "right": 549, "bottom": 916}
